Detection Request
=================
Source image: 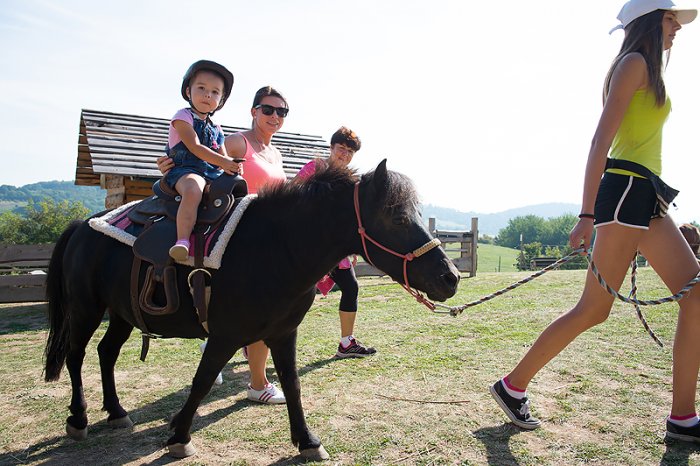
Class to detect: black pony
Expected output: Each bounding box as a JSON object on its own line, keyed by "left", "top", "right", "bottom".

{"left": 44, "top": 160, "right": 460, "bottom": 460}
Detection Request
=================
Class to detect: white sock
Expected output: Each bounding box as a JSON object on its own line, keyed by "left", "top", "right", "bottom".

{"left": 669, "top": 413, "right": 699, "bottom": 427}
{"left": 502, "top": 377, "right": 526, "bottom": 400}
{"left": 340, "top": 335, "right": 354, "bottom": 348}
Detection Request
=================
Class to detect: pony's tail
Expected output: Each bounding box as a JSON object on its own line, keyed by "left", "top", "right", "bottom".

{"left": 44, "top": 220, "right": 82, "bottom": 382}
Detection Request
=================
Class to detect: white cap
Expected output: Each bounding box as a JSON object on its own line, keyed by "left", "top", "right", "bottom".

{"left": 609, "top": 0, "right": 697, "bottom": 34}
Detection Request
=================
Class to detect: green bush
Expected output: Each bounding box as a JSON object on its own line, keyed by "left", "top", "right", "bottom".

{"left": 0, "top": 198, "right": 89, "bottom": 244}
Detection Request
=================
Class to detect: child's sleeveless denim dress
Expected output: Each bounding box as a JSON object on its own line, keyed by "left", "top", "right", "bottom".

{"left": 164, "top": 110, "right": 225, "bottom": 189}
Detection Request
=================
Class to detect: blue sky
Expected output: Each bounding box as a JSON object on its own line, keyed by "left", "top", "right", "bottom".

{"left": 1, "top": 0, "right": 699, "bottom": 223}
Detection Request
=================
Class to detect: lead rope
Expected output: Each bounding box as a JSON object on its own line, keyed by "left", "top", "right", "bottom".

{"left": 629, "top": 256, "right": 664, "bottom": 347}
{"left": 588, "top": 258, "right": 700, "bottom": 306}
{"left": 433, "top": 249, "right": 585, "bottom": 316}
{"left": 430, "top": 248, "right": 700, "bottom": 347}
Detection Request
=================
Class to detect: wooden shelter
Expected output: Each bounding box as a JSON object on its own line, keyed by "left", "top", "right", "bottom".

{"left": 75, "top": 109, "right": 330, "bottom": 208}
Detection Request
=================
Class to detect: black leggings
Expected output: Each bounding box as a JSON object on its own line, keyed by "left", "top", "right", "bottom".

{"left": 329, "top": 266, "right": 359, "bottom": 312}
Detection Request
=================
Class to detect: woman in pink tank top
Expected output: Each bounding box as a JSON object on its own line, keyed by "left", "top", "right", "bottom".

{"left": 223, "top": 86, "right": 288, "bottom": 194}
{"left": 157, "top": 86, "right": 289, "bottom": 405}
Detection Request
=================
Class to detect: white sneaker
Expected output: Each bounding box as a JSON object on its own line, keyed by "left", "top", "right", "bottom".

{"left": 199, "top": 341, "right": 223, "bottom": 385}
{"left": 247, "top": 383, "right": 286, "bottom": 404}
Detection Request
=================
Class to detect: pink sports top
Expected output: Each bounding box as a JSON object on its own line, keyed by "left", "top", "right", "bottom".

{"left": 239, "top": 134, "right": 287, "bottom": 194}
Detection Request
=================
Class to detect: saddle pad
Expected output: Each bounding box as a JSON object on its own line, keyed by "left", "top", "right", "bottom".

{"left": 88, "top": 194, "right": 257, "bottom": 269}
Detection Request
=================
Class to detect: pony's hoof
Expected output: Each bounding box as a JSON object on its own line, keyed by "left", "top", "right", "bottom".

{"left": 300, "top": 445, "right": 330, "bottom": 461}
{"left": 167, "top": 441, "right": 197, "bottom": 458}
{"left": 66, "top": 423, "right": 87, "bottom": 441}
{"left": 108, "top": 415, "right": 134, "bottom": 429}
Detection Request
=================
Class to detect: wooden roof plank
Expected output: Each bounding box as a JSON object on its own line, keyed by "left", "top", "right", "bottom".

{"left": 77, "top": 109, "right": 329, "bottom": 182}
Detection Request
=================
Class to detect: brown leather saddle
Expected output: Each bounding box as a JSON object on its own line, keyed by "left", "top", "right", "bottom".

{"left": 127, "top": 173, "right": 247, "bottom": 359}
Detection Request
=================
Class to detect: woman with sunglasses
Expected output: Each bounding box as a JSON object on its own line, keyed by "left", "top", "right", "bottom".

{"left": 489, "top": 0, "right": 700, "bottom": 443}
{"left": 157, "top": 86, "right": 289, "bottom": 404}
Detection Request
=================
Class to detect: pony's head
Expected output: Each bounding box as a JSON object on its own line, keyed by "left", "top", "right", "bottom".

{"left": 257, "top": 159, "right": 459, "bottom": 301}
{"left": 356, "top": 160, "right": 459, "bottom": 302}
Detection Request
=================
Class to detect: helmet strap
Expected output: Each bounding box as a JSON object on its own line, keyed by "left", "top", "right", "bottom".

{"left": 189, "top": 100, "right": 215, "bottom": 119}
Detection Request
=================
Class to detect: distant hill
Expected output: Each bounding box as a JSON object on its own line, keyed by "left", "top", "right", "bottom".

{"left": 0, "top": 181, "right": 104, "bottom": 214}
{"left": 422, "top": 202, "right": 579, "bottom": 237}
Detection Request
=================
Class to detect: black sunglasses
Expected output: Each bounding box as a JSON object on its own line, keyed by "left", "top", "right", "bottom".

{"left": 255, "top": 104, "right": 289, "bottom": 118}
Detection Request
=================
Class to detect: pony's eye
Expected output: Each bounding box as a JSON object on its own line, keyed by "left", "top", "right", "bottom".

{"left": 392, "top": 215, "right": 409, "bottom": 226}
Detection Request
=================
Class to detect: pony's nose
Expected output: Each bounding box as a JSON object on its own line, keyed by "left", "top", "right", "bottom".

{"left": 441, "top": 269, "right": 460, "bottom": 290}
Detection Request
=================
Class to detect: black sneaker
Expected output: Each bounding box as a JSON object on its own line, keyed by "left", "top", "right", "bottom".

{"left": 666, "top": 419, "right": 700, "bottom": 443}
{"left": 335, "top": 338, "right": 377, "bottom": 358}
{"left": 489, "top": 380, "right": 541, "bottom": 430}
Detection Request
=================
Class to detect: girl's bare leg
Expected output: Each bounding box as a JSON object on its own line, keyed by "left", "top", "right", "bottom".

{"left": 507, "top": 224, "right": 643, "bottom": 389}
{"left": 639, "top": 215, "right": 700, "bottom": 417}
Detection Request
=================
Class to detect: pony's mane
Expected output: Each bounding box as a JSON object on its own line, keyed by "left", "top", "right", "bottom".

{"left": 381, "top": 170, "right": 420, "bottom": 211}
{"left": 257, "top": 159, "right": 357, "bottom": 202}
{"left": 257, "top": 159, "right": 419, "bottom": 211}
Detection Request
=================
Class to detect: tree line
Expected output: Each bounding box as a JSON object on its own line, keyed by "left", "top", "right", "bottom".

{"left": 494, "top": 214, "right": 585, "bottom": 270}
{"left": 0, "top": 181, "right": 101, "bottom": 244}
{"left": 0, "top": 199, "right": 89, "bottom": 244}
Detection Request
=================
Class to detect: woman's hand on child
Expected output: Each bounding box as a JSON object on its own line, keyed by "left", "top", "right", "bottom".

{"left": 156, "top": 155, "right": 174, "bottom": 175}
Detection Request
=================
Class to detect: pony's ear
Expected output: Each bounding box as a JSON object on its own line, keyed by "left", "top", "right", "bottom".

{"left": 373, "top": 159, "right": 388, "bottom": 188}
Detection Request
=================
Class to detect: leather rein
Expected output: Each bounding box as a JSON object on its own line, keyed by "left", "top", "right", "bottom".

{"left": 353, "top": 182, "right": 441, "bottom": 310}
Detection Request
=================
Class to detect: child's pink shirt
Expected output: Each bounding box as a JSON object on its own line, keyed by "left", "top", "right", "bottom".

{"left": 167, "top": 108, "right": 223, "bottom": 149}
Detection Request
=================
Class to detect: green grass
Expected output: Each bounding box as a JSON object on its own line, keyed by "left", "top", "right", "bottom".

{"left": 1, "top": 269, "right": 699, "bottom": 465}
{"left": 476, "top": 243, "right": 519, "bottom": 273}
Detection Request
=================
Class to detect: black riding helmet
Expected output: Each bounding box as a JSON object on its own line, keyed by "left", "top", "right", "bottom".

{"left": 181, "top": 60, "right": 234, "bottom": 114}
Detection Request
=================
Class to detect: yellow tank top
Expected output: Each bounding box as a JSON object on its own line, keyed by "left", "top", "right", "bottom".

{"left": 608, "top": 89, "right": 671, "bottom": 177}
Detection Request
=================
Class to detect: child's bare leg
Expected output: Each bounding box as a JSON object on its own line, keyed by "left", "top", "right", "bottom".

{"left": 170, "top": 174, "right": 205, "bottom": 260}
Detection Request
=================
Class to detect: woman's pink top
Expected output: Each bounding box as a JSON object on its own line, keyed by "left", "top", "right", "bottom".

{"left": 295, "top": 159, "right": 317, "bottom": 180}
{"left": 239, "top": 134, "right": 287, "bottom": 194}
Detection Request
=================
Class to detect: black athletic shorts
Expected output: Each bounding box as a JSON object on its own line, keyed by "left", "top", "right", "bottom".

{"left": 594, "top": 172, "right": 660, "bottom": 229}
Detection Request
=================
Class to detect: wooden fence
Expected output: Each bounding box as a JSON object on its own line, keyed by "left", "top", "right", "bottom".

{"left": 354, "top": 217, "right": 478, "bottom": 278}
{"left": 0, "top": 244, "right": 53, "bottom": 304}
{"left": 0, "top": 217, "right": 477, "bottom": 303}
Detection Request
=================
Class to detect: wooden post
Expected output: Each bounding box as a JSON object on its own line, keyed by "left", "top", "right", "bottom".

{"left": 470, "top": 217, "right": 478, "bottom": 277}
{"left": 101, "top": 175, "right": 126, "bottom": 209}
{"left": 428, "top": 217, "right": 436, "bottom": 235}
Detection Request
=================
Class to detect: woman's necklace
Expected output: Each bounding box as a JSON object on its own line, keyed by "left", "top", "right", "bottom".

{"left": 252, "top": 131, "right": 274, "bottom": 163}
{"left": 253, "top": 132, "right": 267, "bottom": 151}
